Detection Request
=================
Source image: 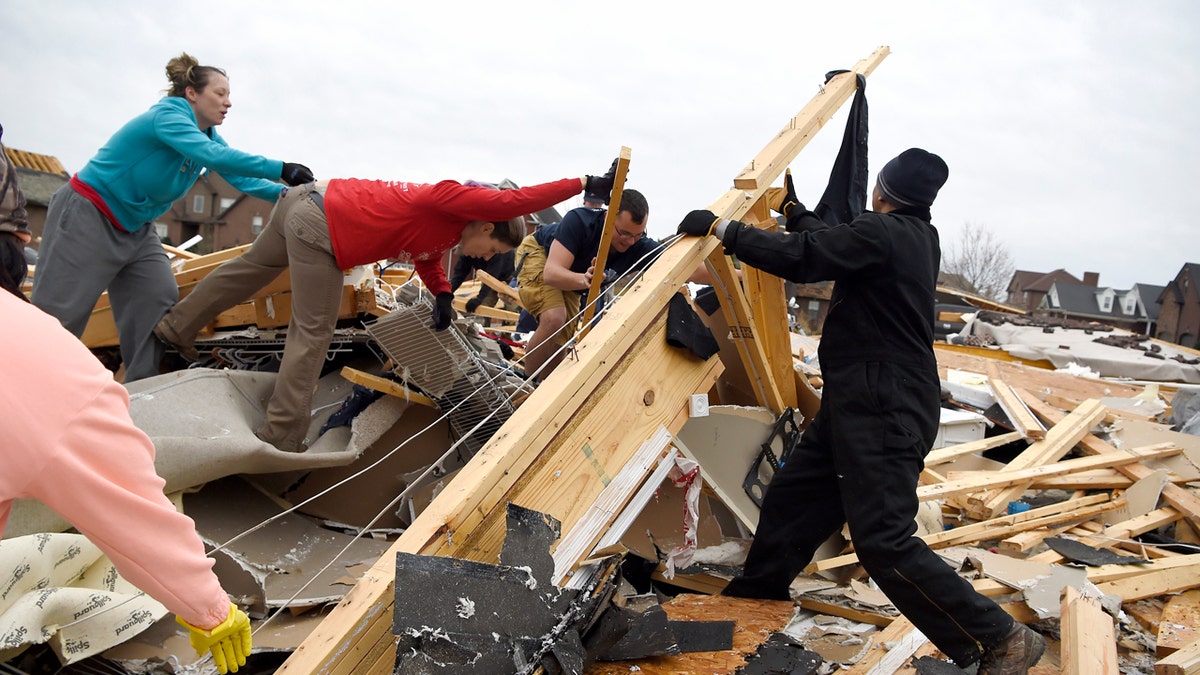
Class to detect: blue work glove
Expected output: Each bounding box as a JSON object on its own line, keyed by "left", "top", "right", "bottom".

{"left": 431, "top": 292, "right": 456, "bottom": 330}
{"left": 280, "top": 162, "right": 314, "bottom": 186}
{"left": 177, "top": 603, "right": 252, "bottom": 674}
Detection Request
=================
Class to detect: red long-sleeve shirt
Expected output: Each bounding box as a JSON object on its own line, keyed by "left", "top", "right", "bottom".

{"left": 323, "top": 177, "right": 582, "bottom": 294}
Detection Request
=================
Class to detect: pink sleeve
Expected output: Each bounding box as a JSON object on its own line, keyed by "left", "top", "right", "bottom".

{"left": 2, "top": 295, "right": 230, "bottom": 629}
{"left": 27, "top": 380, "right": 231, "bottom": 629}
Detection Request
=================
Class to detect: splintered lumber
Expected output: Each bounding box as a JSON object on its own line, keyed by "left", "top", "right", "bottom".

{"left": 1061, "top": 586, "right": 1117, "bottom": 675}
{"left": 1024, "top": 394, "right": 1200, "bottom": 533}
{"left": 985, "top": 361, "right": 1045, "bottom": 439}
{"left": 809, "top": 493, "right": 1116, "bottom": 572}
{"left": 1026, "top": 507, "right": 1182, "bottom": 565}
{"left": 842, "top": 617, "right": 925, "bottom": 675}
{"left": 1158, "top": 639, "right": 1200, "bottom": 675}
{"left": 339, "top": 367, "right": 438, "bottom": 409}
{"left": 918, "top": 442, "right": 1179, "bottom": 502}
{"left": 964, "top": 397, "right": 1107, "bottom": 519}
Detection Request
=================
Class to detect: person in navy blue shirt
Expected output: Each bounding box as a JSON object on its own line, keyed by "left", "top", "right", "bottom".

{"left": 515, "top": 189, "right": 659, "bottom": 378}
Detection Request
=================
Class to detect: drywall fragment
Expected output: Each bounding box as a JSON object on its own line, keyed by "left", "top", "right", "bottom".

{"left": 185, "top": 476, "right": 389, "bottom": 615}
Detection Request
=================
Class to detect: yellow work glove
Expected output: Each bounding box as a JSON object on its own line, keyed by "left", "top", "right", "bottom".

{"left": 764, "top": 168, "right": 801, "bottom": 218}
{"left": 176, "top": 602, "right": 252, "bottom": 674}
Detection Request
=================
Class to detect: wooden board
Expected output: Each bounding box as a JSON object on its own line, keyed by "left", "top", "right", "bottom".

{"left": 1061, "top": 586, "right": 1117, "bottom": 675}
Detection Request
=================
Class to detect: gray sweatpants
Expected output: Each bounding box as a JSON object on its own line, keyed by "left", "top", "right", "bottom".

{"left": 31, "top": 185, "right": 173, "bottom": 382}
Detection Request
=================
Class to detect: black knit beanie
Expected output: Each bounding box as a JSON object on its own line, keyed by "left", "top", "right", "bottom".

{"left": 876, "top": 148, "right": 949, "bottom": 208}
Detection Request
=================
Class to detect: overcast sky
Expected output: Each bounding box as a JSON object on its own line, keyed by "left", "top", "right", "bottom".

{"left": 3, "top": 1, "right": 1197, "bottom": 290}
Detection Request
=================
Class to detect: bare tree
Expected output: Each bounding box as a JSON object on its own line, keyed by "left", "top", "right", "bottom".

{"left": 942, "top": 222, "right": 1014, "bottom": 301}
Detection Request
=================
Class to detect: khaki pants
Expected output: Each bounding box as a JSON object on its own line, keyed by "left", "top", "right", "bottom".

{"left": 159, "top": 184, "right": 343, "bottom": 452}
{"left": 515, "top": 235, "right": 579, "bottom": 345}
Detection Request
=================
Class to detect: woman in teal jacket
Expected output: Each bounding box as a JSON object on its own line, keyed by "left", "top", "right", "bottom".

{"left": 31, "top": 52, "right": 312, "bottom": 382}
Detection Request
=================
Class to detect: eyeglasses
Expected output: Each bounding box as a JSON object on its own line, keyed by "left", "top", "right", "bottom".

{"left": 613, "top": 226, "right": 647, "bottom": 241}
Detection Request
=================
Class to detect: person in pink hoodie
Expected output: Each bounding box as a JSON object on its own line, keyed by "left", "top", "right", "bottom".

{"left": 0, "top": 142, "right": 251, "bottom": 672}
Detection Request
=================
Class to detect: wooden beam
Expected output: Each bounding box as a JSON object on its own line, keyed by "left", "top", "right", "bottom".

{"left": 985, "top": 360, "right": 1045, "bottom": 439}
{"left": 1061, "top": 586, "right": 1118, "bottom": 675}
{"left": 795, "top": 597, "right": 894, "bottom": 628}
{"left": 698, "top": 48, "right": 888, "bottom": 418}
{"left": 1157, "top": 638, "right": 1200, "bottom": 675}
{"left": 919, "top": 443, "right": 1179, "bottom": 502}
{"left": 1097, "top": 561, "right": 1200, "bottom": 601}
{"left": 732, "top": 47, "right": 889, "bottom": 189}
{"left": 578, "top": 146, "right": 631, "bottom": 339}
{"left": 924, "top": 430, "right": 1026, "bottom": 466}
{"left": 474, "top": 268, "right": 523, "bottom": 307}
{"left": 339, "top": 367, "right": 439, "bottom": 409}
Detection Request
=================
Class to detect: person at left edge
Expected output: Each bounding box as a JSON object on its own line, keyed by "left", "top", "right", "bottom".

{"left": 154, "top": 167, "right": 616, "bottom": 453}
{"left": 31, "top": 52, "right": 313, "bottom": 382}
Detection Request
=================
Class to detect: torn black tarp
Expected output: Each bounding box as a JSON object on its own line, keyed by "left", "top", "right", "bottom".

{"left": 392, "top": 504, "right": 615, "bottom": 675}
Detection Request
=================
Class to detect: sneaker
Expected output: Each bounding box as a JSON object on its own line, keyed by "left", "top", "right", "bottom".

{"left": 153, "top": 318, "right": 198, "bottom": 362}
{"left": 978, "top": 622, "right": 1045, "bottom": 675}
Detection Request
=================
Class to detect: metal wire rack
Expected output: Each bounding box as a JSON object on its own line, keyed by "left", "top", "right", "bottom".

{"left": 364, "top": 296, "right": 530, "bottom": 456}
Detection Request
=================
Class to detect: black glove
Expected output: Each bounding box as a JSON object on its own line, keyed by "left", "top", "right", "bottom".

{"left": 431, "top": 292, "right": 456, "bottom": 331}
{"left": 775, "top": 169, "right": 800, "bottom": 217}
{"left": 281, "top": 162, "right": 314, "bottom": 186}
{"left": 465, "top": 297, "right": 483, "bottom": 313}
{"left": 677, "top": 209, "right": 718, "bottom": 237}
{"left": 584, "top": 158, "right": 619, "bottom": 205}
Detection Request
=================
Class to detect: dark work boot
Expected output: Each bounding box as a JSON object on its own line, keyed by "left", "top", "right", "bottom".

{"left": 153, "top": 316, "right": 198, "bottom": 362}
{"left": 977, "top": 622, "right": 1045, "bottom": 674}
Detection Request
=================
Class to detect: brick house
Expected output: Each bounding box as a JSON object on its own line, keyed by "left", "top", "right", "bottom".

{"left": 1035, "top": 281, "right": 1163, "bottom": 335}
{"left": 1156, "top": 263, "right": 1200, "bottom": 348}
{"left": 3, "top": 146, "right": 70, "bottom": 246}
{"left": 161, "top": 171, "right": 277, "bottom": 255}
{"left": 1005, "top": 268, "right": 1098, "bottom": 312}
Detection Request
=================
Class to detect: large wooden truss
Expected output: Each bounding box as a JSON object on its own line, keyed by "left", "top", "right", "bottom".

{"left": 276, "top": 46, "right": 890, "bottom": 674}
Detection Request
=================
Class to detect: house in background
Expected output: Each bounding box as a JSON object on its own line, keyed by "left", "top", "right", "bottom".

{"left": 1005, "top": 268, "right": 1098, "bottom": 312}
{"left": 162, "top": 171, "right": 277, "bottom": 255}
{"left": 1156, "top": 263, "right": 1200, "bottom": 348}
{"left": 1035, "top": 280, "right": 1163, "bottom": 335}
{"left": 3, "top": 146, "right": 70, "bottom": 246}
{"left": 787, "top": 281, "right": 833, "bottom": 334}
